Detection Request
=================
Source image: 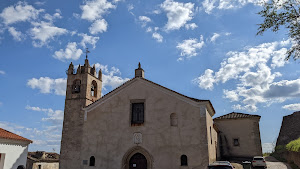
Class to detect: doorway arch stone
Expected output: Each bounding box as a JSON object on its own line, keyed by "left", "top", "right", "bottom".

{"left": 122, "top": 146, "right": 153, "bottom": 169}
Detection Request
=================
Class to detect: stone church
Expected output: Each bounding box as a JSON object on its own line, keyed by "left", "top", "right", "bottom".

{"left": 59, "top": 57, "right": 262, "bottom": 169}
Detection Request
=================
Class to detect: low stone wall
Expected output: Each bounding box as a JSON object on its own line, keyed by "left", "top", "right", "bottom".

{"left": 285, "top": 151, "right": 300, "bottom": 168}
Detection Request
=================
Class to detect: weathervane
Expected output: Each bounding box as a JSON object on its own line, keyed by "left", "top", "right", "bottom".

{"left": 85, "top": 48, "right": 90, "bottom": 59}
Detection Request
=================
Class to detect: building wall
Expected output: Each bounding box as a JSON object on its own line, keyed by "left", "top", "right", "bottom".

{"left": 32, "top": 162, "right": 59, "bottom": 169}
{"left": 0, "top": 139, "right": 29, "bottom": 169}
{"left": 206, "top": 110, "right": 217, "bottom": 163}
{"left": 80, "top": 79, "right": 214, "bottom": 169}
{"left": 215, "top": 118, "right": 262, "bottom": 159}
{"left": 276, "top": 111, "right": 300, "bottom": 146}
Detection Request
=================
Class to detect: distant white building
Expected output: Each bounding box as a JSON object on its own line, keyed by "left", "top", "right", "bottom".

{"left": 0, "top": 128, "right": 32, "bottom": 169}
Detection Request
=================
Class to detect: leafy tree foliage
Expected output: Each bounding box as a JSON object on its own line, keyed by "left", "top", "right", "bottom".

{"left": 257, "top": 0, "right": 300, "bottom": 60}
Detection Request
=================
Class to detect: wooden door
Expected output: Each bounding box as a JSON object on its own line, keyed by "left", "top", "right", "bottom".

{"left": 129, "top": 153, "right": 147, "bottom": 169}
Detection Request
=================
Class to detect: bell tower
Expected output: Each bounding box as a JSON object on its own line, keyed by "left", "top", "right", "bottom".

{"left": 59, "top": 54, "right": 102, "bottom": 169}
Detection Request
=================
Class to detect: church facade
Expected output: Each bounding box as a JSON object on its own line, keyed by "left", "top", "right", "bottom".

{"left": 59, "top": 58, "right": 218, "bottom": 169}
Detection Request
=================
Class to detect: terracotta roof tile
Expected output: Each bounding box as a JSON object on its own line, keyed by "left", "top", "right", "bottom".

{"left": 214, "top": 112, "right": 260, "bottom": 120}
{"left": 0, "top": 128, "right": 32, "bottom": 143}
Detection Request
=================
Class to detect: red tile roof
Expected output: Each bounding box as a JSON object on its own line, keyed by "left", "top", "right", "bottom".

{"left": 214, "top": 112, "right": 260, "bottom": 120}
{"left": 0, "top": 128, "right": 32, "bottom": 143}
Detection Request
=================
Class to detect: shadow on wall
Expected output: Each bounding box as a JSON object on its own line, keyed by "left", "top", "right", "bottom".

{"left": 10, "top": 144, "right": 28, "bottom": 169}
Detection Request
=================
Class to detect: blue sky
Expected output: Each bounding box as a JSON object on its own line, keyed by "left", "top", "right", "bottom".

{"left": 0, "top": 0, "right": 299, "bottom": 153}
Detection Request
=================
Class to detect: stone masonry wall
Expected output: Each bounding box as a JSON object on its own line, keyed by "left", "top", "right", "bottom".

{"left": 276, "top": 111, "right": 300, "bottom": 146}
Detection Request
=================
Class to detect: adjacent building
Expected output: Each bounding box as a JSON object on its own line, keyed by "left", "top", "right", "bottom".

{"left": 214, "top": 112, "right": 263, "bottom": 159}
{"left": 276, "top": 111, "right": 300, "bottom": 146}
{"left": 0, "top": 128, "right": 32, "bottom": 169}
{"left": 27, "top": 151, "right": 59, "bottom": 169}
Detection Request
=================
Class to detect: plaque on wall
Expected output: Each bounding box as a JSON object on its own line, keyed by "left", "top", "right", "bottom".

{"left": 133, "top": 132, "right": 142, "bottom": 144}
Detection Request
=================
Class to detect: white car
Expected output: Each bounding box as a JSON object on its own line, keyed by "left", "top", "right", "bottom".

{"left": 252, "top": 156, "right": 267, "bottom": 168}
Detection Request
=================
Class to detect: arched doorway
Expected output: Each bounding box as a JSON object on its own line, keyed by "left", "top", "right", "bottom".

{"left": 122, "top": 146, "right": 153, "bottom": 169}
{"left": 129, "top": 153, "right": 147, "bottom": 169}
{"left": 17, "top": 165, "right": 25, "bottom": 169}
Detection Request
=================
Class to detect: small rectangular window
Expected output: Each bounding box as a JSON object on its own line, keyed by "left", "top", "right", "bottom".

{"left": 131, "top": 103, "right": 144, "bottom": 124}
{"left": 233, "top": 138, "right": 239, "bottom": 146}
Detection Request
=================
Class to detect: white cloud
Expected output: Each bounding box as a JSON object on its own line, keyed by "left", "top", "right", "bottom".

{"left": 202, "top": 0, "right": 264, "bottom": 14}
{"left": 176, "top": 35, "right": 205, "bottom": 60}
{"left": 139, "top": 16, "right": 151, "bottom": 27}
{"left": 223, "top": 89, "right": 239, "bottom": 101}
{"left": 193, "top": 40, "right": 298, "bottom": 112}
{"left": 78, "top": 33, "right": 100, "bottom": 49}
{"left": 193, "top": 69, "right": 215, "bottom": 90}
{"left": 43, "top": 12, "right": 62, "bottom": 22}
{"left": 202, "top": 0, "right": 217, "bottom": 14}
{"left": 53, "top": 42, "right": 83, "bottom": 61}
{"left": 0, "top": 104, "right": 63, "bottom": 152}
{"left": 0, "top": 2, "right": 43, "bottom": 25}
{"left": 89, "top": 19, "right": 108, "bottom": 34}
{"left": 146, "top": 27, "right": 152, "bottom": 32}
{"left": 80, "top": 0, "right": 115, "bottom": 21}
{"left": 26, "top": 105, "right": 63, "bottom": 125}
{"left": 152, "top": 32, "right": 163, "bottom": 43}
{"left": 27, "top": 77, "right": 67, "bottom": 96}
{"left": 8, "top": 27, "right": 25, "bottom": 41}
{"left": 127, "top": 4, "right": 134, "bottom": 11}
{"left": 94, "top": 63, "right": 130, "bottom": 90}
{"left": 185, "top": 23, "right": 198, "bottom": 30}
{"left": 282, "top": 103, "right": 300, "bottom": 111}
{"left": 0, "top": 70, "right": 5, "bottom": 75}
{"left": 161, "top": 0, "right": 194, "bottom": 31}
{"left": 262, "top": 143, "right": 275, "bottom": 153}
{"left": 271, "top": 48, "right": 288, "bottom": 68}
{"left": 210, "top": 33, "right": 220, "bottom": 42}
{"left": 30, "top": 21, "right": 68, "bottom": 47}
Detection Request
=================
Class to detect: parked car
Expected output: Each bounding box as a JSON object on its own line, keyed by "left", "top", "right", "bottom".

{"left": 252, "top": 156, "right": 267, "bottom": 168}
{"left": 208, "top": 161, "right": 235, "bottom": 169}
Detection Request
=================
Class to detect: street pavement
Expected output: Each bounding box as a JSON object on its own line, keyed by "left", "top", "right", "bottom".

{"left": 231, "top": 156, "right": 292, "bottom": 169}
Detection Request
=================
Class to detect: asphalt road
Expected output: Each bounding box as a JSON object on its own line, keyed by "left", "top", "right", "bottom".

{"left": 263, "top": 156, "right": 292, "bottom": 169}
{"left": 231, "top": 156, "right": 292, "bottom": 169}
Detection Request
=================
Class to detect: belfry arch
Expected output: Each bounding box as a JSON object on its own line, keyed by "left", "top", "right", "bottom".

{"left": 122, "top": 146, "right": 153, "bottom": 169}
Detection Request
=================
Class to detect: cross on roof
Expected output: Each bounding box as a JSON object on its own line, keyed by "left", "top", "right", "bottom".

{"left": 85, "top": 48, "right": 90, "bottom": 59}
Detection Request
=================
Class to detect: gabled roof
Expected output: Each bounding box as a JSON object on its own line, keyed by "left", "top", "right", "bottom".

{"left": 214, "top": 112, "right": 260, "bottom": 120}
{"left": 85, "top": 77, "right": 215, "bottom": 113}
{"left": 0, "top": 128, "right": 32, "bottom": 143}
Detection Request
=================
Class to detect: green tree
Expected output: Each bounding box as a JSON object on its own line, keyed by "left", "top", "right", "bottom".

{"left": 257, "top": 0, "right": 300, "bottom": 60}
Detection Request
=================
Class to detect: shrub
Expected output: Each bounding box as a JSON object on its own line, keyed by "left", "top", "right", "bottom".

{"left": 286, "top": 137, "right": 300, "bottom": 152}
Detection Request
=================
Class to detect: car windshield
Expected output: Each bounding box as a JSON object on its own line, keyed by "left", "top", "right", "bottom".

{"left": 208, "top": 166, "right": 232, "bottom": 169}
{"left": 253, "top": 157, "right": 264, "bottom": 160}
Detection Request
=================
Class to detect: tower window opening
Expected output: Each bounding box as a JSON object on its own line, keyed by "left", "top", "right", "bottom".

{"left": 72, "top": 80, "right": 81, "bottom": 93}
{"left": 91, "top": 81, "right": 97, "bottom": 97}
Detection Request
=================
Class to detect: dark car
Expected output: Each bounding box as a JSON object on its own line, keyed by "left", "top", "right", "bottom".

{"left": 208, "top": 161, "right": 235, "bottom": 169}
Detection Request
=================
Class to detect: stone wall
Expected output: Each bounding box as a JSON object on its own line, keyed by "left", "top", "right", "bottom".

{"left": 276, "top": 111, "right": 300, "bottom": 146}
{"left": 284, "top": 151, "right": 300, "bottom": 168}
